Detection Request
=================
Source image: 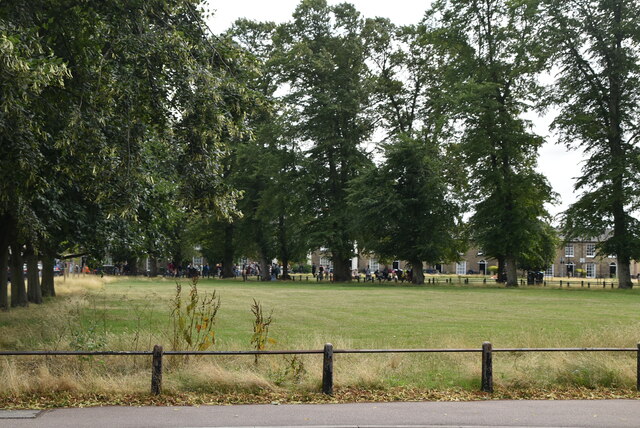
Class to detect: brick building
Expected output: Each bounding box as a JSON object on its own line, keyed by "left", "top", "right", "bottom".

{"left": 310, "top": 237, "right": 640, "bottom": 279}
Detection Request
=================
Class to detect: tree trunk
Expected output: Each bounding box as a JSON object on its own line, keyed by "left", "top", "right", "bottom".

{"left": 618, "top": 257, "right": 633, "bottom": 289}
{"left": 332, "top": 256, "right": 351, "bottom": 282}
{"left": 41, "top": 251, "right": 56, "bottom": 297}
{"left": 149, "top": 257, "right": 158, "bottom": 277}
{"left": 0, "top": 236, "right": 8, "bottom": 311}
{"left": 496, "top": 256, "right": 506, "bottom": 283}
{"left": 278, "top": 215, "right": 291, "bottom": 280}
{"left": 411, "top": 260, "right": 424, "bottom": 285}
{"left": 127, "top": 256, "right": 138, "bottom": 276}
{"left": 505, "top": 255, "right": 518, "bottom": 287}
{"left": 25, "top": 243, "right": 42, "bottom": 304}
{"left": 222, "top": 223, "right": 235, "bottom": 278}
{"left": 259, "top": 254, "right": 270, "bottom": 281}
{"left": 9, "top": 241, "right": 28, "bottom": 307}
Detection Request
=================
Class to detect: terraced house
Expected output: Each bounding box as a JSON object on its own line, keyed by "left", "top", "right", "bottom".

{"left": 312, "top": 237, "right": 640, "bottom": 279}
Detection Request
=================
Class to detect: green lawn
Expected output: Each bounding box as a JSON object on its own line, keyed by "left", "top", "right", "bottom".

{"left": 1, "top": 275, "right": 639, "bottom": 394}
{"left": 77, "top": 276, "right": 640, "bottom": 348}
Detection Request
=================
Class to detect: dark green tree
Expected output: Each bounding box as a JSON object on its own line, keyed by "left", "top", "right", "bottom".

{"left": 350, "top": 136, "right": 465, "bottom": 284}
{"left": 349, "top": 20, "right": 465, "bottom": 284}
{"left": 271, "top": 0, "right": 374, "bottom": 281}
{"left": 0, "top": 14, "right": 68, "bottom": 308}
{"left": 432, "top": 0, "right": 556, "bottom": 286}
{"left": 1, "top": 0, "right": 259, "bottom": 307}
{"left": 542, "top": 0, "right": 640, "bottom": 288}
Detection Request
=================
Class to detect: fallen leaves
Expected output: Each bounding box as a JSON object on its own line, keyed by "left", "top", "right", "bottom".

{"left": 0, "top": 386, "right": 638, "bottom": 410}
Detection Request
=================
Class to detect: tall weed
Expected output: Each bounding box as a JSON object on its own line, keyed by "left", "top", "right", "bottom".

{"left": 169, "top": 277, "right": 221, "bottom": 352}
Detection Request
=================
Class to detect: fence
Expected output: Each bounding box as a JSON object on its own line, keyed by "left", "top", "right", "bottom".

{"left": 188, "top": 273, "right": 626, "bottom": 288}
{"left": 2, "top": 342, "right": 639, "bottom": 396}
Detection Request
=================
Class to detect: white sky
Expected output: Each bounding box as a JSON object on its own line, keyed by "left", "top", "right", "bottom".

{"left": 207, "top": 0, "right": 582, "bottom": 218}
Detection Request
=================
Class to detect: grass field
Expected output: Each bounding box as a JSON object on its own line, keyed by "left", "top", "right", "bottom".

{"left": 1, "top": 275, "right": 639, "bottom": 397}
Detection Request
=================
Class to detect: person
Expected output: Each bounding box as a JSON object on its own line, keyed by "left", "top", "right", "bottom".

{"left": 203, "top": 264, "right": 210, "bottom": 278}
{"left": 365, "top": 267, "right": 371, "bottom": 282}
{"left": 318, "top": 265, "right": 324, "bottom": 281}
{"left": 312, "top": 263, "right": 317, "bottom": 277}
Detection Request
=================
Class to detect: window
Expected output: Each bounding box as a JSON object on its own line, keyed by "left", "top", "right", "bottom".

{"left": 368, "top": 258, "right": 379, "bottom": 272}
{"left": 586, "top": 243, "right": 596, "bottom": 257}
{"left": 392, "top": 260, "right": 400, "bottom": 270}
{"left": 456, "top": 261, "right": 467, "bottom": 275}
{"left": 193, "top": 257, "right": 203, "bottom": 266}
{"left": 477, "top": 250, "right": 484, "bottom": 256}
{"left": 586, "top": 263, "right": 596, "bottom": 278}
{"left": 320, "top": 256, "right": 333, "bottom": 270}
{"left": 565, "top": 244, "right": 574, "bottom": 258}
{"left": 544, "top": 265, "right": 554, "bottom": 277}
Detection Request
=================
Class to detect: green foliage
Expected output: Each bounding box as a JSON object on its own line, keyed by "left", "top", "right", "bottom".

{"left": 270, "top": 0, "right": 376, "bottom": 281}
{"left": 272, "top": 355, "right": 307, "bottom": 386}
{"left": 542, "top": 0, "right": 640, "bottom": 288}
{"left": 350, "top": 136, "right": 465, "bottom": 284}
{"left": 169, "top": 277, "right": 221, "bottom": 352}
{"left": 517, "top": 223, "right": 559, "bottom": 272}
{"left": 431, "top": 0, "right": 555, "bottom": 286}
{"left": 0, "top": 0, "right": 262, "bottom": 308}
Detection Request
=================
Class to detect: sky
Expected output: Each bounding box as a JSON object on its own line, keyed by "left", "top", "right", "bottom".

{"left": 207, "top": 0, "right": 582, "bottom": 218}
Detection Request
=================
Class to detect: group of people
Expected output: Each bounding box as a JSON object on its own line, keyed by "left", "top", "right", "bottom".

{"left": 164, "top": 261, "right": 291, "bottom": 281}
{"left": 311, "top": 263, "right": 331, "bottom": 280}
{"left": 367, "top": 267, "right": 413, "bottom": 282}
{"left": 165, "top": 262, "right": 224, "bottom": 278}
{"left": 310, "top": 263, "right": 414, "bottom": 282}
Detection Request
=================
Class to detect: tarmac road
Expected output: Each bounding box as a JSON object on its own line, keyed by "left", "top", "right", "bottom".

{"left": 1, "top": 400, "right": 639, "bottom": 428}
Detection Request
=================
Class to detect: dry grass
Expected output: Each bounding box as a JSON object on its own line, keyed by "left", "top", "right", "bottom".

{"left": 1, "top": 276, "right": 639, "bottom": 399}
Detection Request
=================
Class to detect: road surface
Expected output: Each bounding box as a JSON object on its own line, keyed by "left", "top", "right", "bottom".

{"left": 1, "top": 400, "right": 639, "bottom": 427}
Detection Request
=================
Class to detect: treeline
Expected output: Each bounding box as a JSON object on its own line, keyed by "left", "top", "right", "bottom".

{"left": 1, "top": 0, "right": 639, "bottom": 310}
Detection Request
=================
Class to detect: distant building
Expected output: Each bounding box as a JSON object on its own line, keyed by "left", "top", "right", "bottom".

{"left": 310, "top": 236, "right": 640, "bottom": 279}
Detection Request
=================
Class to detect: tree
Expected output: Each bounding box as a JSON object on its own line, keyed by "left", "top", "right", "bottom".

{"left": 350, "top": 136, "right": 465, "bottom": 284}
{"left": 0, "top": 0, "right": 258, "bottom": 302}
{"left": 0, "top": 14, "right": 68, "bottom": 309}
{"left": 432, "top": 0, "right": 556, "bottom": 286}
{"left": 517, "top": 222, "right": 559, "bottom": 272}
{"left": 348, "top": 21, "right": 465, "bottom": 284}
{"left": 271, "top": 0, "right": 375, "bottom": 281}
{"left": 542, "top": 0, "right": 640, "bottom": 288}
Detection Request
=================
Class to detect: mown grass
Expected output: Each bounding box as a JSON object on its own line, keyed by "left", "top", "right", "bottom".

{"left": 1, "top": 275, "right": 639, "bottom": 399}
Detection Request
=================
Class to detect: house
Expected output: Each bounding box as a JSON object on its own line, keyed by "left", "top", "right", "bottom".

{"left": 310, "top": 237, "right": 640, "bottom": 279}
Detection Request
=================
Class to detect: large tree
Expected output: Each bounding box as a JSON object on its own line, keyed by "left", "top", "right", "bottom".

{"left": 350, "top": 136, "right": 465, "bottom": 284}
{"left": 0, "top": 13, "right": 68, "bottom": 308}
{"left": 1, "top": 0, "right": 258, "bottom": 307}
{"left": 271, "top": 0, "right": 375, "bottom": 281}
{"left": 543, "top": 0, "right": 640, "bottom": 288}
{"left": 432, "top": 0, "right": 556, "bottom": 286}
{"left": 349, "top": 21, "right": 465, "bottom": 284}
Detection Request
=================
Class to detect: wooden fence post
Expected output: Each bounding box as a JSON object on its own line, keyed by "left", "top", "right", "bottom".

{"left": 151, "top": 344, "right": 163, "bottom": 395}
{"left": 481, "top": 342, "right": 493, "bottom": 393}
{"left": 322, "top": 343, "right": 334, "bottom": 395}
{"left": 637, "top": 343, "right": 640, "bottom": 391}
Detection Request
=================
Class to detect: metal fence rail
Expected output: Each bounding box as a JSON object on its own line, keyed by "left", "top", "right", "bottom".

{"left": 1, "top": 343, "right": 638, "bottom": 395}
